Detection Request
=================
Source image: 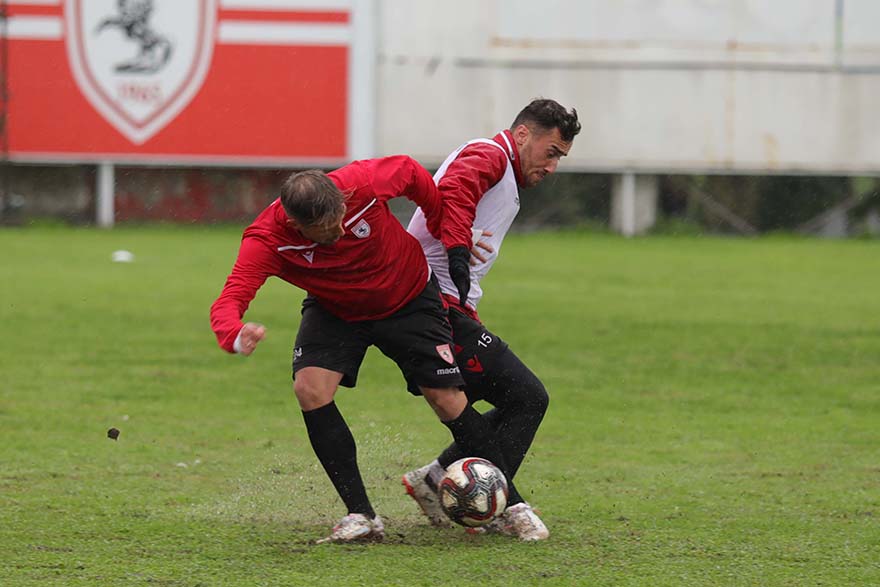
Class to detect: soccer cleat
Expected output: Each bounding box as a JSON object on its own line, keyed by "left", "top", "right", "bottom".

{"left": 467, "top": 503, "right": 549, "bottom": 541}
{"left": 402, "top": 464, "right": 450, "bottom": 526}
{"left": 316, "top": 513, "right": 385, "bottom": 544}
{"left": 501, "top": 502, "right": 549, "bottom": 541}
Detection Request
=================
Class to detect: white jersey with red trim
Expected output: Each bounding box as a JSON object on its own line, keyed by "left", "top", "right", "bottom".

{"left": 408, "top": 133, "right": 520, "bottom": 312}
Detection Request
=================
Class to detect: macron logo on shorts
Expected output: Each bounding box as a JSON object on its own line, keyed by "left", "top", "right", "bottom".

{"left": 436, "top": 366, "right": 460, "bottom": 376}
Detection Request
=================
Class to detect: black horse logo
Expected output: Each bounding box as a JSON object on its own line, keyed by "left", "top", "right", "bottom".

{"left": 95, "top": 0, "right": 173, "bottom": 73}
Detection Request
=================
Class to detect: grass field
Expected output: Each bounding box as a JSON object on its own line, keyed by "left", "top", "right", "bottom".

{"left": 1, "top": 226, "right": 878, "bottom": 586}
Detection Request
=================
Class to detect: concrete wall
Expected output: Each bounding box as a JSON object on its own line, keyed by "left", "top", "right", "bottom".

{"left": 376, "top": 0, "right": 880, "bottom": 175}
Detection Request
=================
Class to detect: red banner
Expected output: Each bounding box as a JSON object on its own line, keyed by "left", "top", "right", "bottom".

{"left": 5, "top": 0, "right": 351, "bottom": 164}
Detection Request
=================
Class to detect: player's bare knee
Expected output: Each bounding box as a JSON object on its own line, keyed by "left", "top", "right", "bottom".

{"left": 293, "top": 379, "right": 333, "bottom": 411}
{"left": 422, "top": 386, "right": 467, "bottom": 421}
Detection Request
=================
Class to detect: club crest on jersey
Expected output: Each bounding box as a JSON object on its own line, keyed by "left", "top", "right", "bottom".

{"left": 64, "top": 0, "right": 217, "bottom": 145}
{"left": 436, "top": 344, "right": 455, "bottom": 365}
{"left": 353, "top": 219, "right": 371, "bottom": 239}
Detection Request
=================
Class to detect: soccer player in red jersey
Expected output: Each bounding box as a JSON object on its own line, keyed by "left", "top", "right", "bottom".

{"left": 210, "top": 155, "right": 524, "bottom": 543}
{"left": 403, "top": 99, "right": 581, "bottom": 540}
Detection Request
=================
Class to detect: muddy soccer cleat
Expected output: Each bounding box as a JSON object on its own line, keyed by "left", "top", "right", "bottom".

{"left": 467, "top": 503, "right": 549, "bottom": 541}
{"left": 316, "top": 513, "right": 385, "bottom": 544}
{"left": 402, "top": 464, "right": 449, "bottom": 526}
{"left": 501, "top": 502, "right": 549, "bottom": 541}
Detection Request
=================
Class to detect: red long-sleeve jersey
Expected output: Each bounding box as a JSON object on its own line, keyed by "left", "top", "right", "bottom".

{"left": 210, "top": 155, "right": 443, "bottom": 353}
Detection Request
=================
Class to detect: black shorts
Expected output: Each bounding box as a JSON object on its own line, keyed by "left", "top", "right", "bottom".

{"left": 292, "top": 276, "right": 465, "bottom": 394}
{"left": 448, "top": 308, "right": 521, "bottom": 403}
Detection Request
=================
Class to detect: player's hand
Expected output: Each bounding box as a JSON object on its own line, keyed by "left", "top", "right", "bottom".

{"left": 236, "top": 322, "right": 266, "bottom": 356}
{"left": 470, "top": 230, "right": 494, "bottom": 266}
{"left": 447, "top": 245, "right": 472, "bottom": 306}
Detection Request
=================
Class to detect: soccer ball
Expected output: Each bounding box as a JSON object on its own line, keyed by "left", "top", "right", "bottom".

{"left": 438, "top": 457, "right": 508, "bottom": 527}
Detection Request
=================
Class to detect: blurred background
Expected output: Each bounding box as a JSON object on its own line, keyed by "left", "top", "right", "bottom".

{"left": 2, "top": 0, "right": 879, "bottom": 237}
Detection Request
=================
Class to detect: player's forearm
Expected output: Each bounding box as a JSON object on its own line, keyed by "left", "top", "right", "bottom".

{"left": 210, "top": 238, "right": 278, "bottom": 352}
{"left": 210, "top": 293, "right": 251, "bottom": 353}
{"left": 210, "top": 265, "right": 267, "bottom": 352}
{"left": 438, "top": 178, "right": 479, "bottom": 250}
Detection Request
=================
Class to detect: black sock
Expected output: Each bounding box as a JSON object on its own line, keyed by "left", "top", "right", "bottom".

{"left": 442, "top": 404, "right": 523, "bottom": 506}
{"left": 437, "top": 409, "right": 502, "bottom": 470}
{"left": 438, "top": 356, "right": 548, "bottom": 480}
{"left": 302, "top": 402, "right": 375, "bottom": 518}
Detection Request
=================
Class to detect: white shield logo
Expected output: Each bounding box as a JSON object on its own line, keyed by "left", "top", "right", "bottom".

{"left": 65, "top": 0, "right": 217, "bottom": 145}
{"left": 353, "top": 219, "right": 371, "bottom": 239}
{"left": 436, "top": 344, "right": 455, "bottom": 365}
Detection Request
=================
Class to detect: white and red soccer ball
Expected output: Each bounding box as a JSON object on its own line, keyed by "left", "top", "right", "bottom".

{"left": 438, "top": 457, "right": 508, "bottom": 527}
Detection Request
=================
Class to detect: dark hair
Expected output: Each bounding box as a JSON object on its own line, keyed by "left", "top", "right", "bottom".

{"left": 280, "top": 169, "right": 346, "bottom": 226}
{"left": 511, "top": 98, "right": 581, "bottom": 142}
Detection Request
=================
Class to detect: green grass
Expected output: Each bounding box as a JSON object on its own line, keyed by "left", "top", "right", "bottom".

{"left": 1, "top": 226, "right": 878, "bottom": 586}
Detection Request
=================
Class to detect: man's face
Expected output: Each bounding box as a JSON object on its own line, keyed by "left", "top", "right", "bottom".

{"left": 514, "top": 125, "right": 573, "bottom": 188}
{"left": 290, "top": 212, "right": 345, "bottom": 245}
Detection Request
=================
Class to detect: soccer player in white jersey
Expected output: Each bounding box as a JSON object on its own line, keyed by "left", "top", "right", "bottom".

{"left": 403, "top": 99, "right": 581, "bottom": 541}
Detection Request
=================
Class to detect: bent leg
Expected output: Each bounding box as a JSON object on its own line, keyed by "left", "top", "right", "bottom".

{"left": 421, "top": 385, "right": 524, "bottom": 507}
{"left": 437, "top": 351, "right": 549, "bottom": 478}
{"left": 294, "top": 366, "right": 343, "bottom": 411}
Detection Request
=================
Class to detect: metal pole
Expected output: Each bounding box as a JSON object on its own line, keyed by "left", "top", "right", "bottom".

{"left": 348, "top": 0, "right": 376, "bottom": 160}
{"left": 834, "top": 0, "right": 845, "bottom": 70}
{"left": 621, "top": 171, "right": 636, "bottom": 237}
{"left": 97, "top": 162, "right": 115, "bottom": 227}
{"left": 0, "top": 0, "right": 9, "bottom": 222}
